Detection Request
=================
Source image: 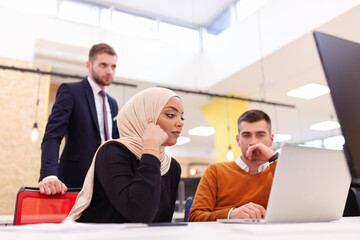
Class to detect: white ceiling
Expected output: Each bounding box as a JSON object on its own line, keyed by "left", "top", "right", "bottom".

{"left": 84, "top": 0, "right": 234, "bottom": 27}
{"left": 44, "top": 1, "right": 360, "bottom": 159}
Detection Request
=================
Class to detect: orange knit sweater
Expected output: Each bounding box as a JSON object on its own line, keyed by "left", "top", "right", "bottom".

{"left": 188, "top": 160, "right": 277, "bottom": 222}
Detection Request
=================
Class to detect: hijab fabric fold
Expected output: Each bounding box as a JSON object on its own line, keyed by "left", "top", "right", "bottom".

{"left": 67, "top": 87, "right": 178, "bottom": 221}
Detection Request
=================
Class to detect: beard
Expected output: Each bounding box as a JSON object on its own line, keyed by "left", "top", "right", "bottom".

{"left": 91, "top": 66, "right": 113, "bottom": 87}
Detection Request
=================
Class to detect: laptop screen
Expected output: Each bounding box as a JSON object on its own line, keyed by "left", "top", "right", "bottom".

{"left": 314, "top": 31, "right": 360, "bottom": 185}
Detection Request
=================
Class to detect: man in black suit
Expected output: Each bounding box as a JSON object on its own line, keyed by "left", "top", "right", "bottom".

{"left": 39, "top": 43, "right": 120, "bottom": 195}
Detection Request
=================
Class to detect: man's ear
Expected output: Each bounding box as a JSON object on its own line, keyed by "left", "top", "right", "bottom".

{"left": 236, "top": 134, "right": 240, "bottom": 146}
{"left": 270, "top": 133, "right": 274, "bottom": 146}
{"left": 86, "top": 61, "right": 91, "bottom": 72}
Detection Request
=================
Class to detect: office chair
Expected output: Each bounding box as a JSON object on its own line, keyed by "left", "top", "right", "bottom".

{"left": 184, "top": 196, "right": 193, "bottom": 222}
{"left": 13, "top": 186, "right": 81, "bottom": 225}
{"left": 352, "top": 187, "right": 360, "bottom": 211}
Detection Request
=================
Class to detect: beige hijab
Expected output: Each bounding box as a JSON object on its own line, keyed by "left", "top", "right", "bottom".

{"left": 67, "top": 87, "right": 178, "bottom": 221}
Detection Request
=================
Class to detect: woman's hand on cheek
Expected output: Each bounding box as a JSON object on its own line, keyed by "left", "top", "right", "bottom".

{"left": 143, "top": 118, "right": 168, "bottom": 148}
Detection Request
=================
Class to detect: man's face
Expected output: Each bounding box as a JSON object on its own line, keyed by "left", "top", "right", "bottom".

{"left": 236, "top": 120, "right": 274, "bottom": 160}
{"left": 86, "top": 53, "right": 117, "bottom": 88}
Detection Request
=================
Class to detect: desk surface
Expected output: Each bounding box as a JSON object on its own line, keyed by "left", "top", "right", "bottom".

{"left": 1, "top": 217, "right": 360, "bottom": 240}
{"left": 0, "top": 212, "right": 184, "bottom": 225}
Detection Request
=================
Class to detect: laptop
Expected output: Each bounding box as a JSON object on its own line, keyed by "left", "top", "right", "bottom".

{"left": 217, "top": 144, "right": 351, "bottom": 224}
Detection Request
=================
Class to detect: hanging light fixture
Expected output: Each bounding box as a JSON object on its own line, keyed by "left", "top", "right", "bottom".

{"left": 227, "top": 145, "right": 234, "bottom": 161}
{"left": 31, "top": 122, "right": 39, "bottom": 142}
{"left": 226, "top": 99, "right": 234, "bottom": 161}
{"left": 31, "top": 70, "right": 41, "bottom": 142}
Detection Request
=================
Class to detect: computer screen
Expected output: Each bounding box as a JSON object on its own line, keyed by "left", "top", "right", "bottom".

{"left": 314, "top": 31, "right": 360, "bottom": 186}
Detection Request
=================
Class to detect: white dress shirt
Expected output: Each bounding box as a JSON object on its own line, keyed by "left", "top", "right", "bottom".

{"left": 87, "top": 76, "right": 113, "bottom": 144}
{"left": 235, "top": 156, "right": 270, "bottom": 174}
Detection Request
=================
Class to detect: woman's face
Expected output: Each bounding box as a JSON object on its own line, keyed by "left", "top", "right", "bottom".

{"left": 156, "top": 97, "right": 184, "bottom": 146}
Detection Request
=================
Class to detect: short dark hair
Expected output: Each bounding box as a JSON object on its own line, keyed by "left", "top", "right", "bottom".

{"left": 89, "top": 43, "right": 117, "bottom": 62}
{"left": 237, "top": 109, "right": 272, "bottom": 132}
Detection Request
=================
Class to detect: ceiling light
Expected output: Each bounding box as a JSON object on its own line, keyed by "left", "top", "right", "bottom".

{"left": 188, "top": 126, "right": 215, "bottom": 136}
{"left": 287, "top": 83, "right": 330, "bottom": 99}
{"left": 189, "top": 168, "right": 197, "bottom": 176}
{"left": 310, "top": 121, "right": 340, "bottom": 131}
{"left": 273, "top": 134, "right": 291, "bottom": 143}
{"left": 176, "top": 137, "right": 191, "bottom": 145}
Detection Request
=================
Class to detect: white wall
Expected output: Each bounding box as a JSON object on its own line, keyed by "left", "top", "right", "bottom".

{"left": 198, "top": 0, "right": 360, "bottom": 89}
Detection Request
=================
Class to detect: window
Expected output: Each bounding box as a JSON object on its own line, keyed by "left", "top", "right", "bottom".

{"left": 159, "top": 22, "right": 199, "bottom": 51}
{"left": 0, "top": 0, "right": 57, "bottom": 16}
{"left": 206, "top": 7, "right": 233, "bottom": 35}
{"left": 112, "top": 11, "right": 157, "bottom": 39}
{"left": 299, "top": 135, "right": 345, "bottom": 150}
{"left": 59, "top": 0, "right": 99, "bottom": 26}
{"left": 301, "top": 139, "right": 324, "bottom": 148}
{"left": 1, "top": 0, "right": 203, "bottom": 51}
{"left": 202, "top": 28, "right": 219, "bottom": 49}
{"left": 99, "top": 8, "right": 112, "bottom": 28}
{"left": 323, "top": 135, "right": 345, "bottom": 150}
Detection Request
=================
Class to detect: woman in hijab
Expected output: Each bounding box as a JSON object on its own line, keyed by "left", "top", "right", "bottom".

{"left": 67, "top": 87, "right": 184, "bottom": 223}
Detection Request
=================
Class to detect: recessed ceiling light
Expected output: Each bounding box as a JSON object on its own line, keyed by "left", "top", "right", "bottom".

{"left": 274, "top": 134, "right": 292, "bottom": 143}
{"left": 287, "top": 83, "right": 330, "bottom": 99}
{"left": 188, "top": 126, "right": 215, "bottom": 136}
{"left": 176, "top": 136, "right": 191, "bottom": 145}
{"left": 310, "top": 121, "right": 340, "bottom": 131}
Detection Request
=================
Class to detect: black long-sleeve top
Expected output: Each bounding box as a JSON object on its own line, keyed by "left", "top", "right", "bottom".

{"left": 77, "top": 141, "right": 181, "bottom": 223}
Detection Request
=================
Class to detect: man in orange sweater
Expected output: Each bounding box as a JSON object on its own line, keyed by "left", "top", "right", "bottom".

{"left": 188, "top": 109, "right": 278, "bottom": 221}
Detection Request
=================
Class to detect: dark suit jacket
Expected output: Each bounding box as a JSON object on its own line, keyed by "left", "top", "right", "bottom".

{"left": 40, "top": 78, "right": 120, "bottom": 188}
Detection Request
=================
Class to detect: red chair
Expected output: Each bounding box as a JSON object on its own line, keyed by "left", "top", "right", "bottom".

{"left": 13, "top": 186, "right": 80, "bottom": 225}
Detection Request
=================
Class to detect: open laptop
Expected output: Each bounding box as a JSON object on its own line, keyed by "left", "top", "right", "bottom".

{"left": 217, "top": 144, "right": 351, "bottom": 224}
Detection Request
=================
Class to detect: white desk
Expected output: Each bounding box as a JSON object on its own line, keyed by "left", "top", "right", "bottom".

{"left": 0, "top": 217, "right": 360, "bottom": 240}
{"left": 1, "top": 212, "right": 185, "bottom": 225}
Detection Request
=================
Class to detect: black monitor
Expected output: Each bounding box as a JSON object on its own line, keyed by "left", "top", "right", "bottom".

{"left": 314, "top": 31, "right": 360, "bottom": 186}
{"left": 177, "top": 177, "right": 201, "bottom": 201}
{"left": 181, "top": 177, "right": 201, "bottom": 200}
{"left": 175, "top": 177, "right": 201, "bottom": 212}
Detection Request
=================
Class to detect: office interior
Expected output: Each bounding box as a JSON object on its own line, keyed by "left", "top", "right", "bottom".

{"left": 1, "top": 0, "right": 360, "bottom": 223}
